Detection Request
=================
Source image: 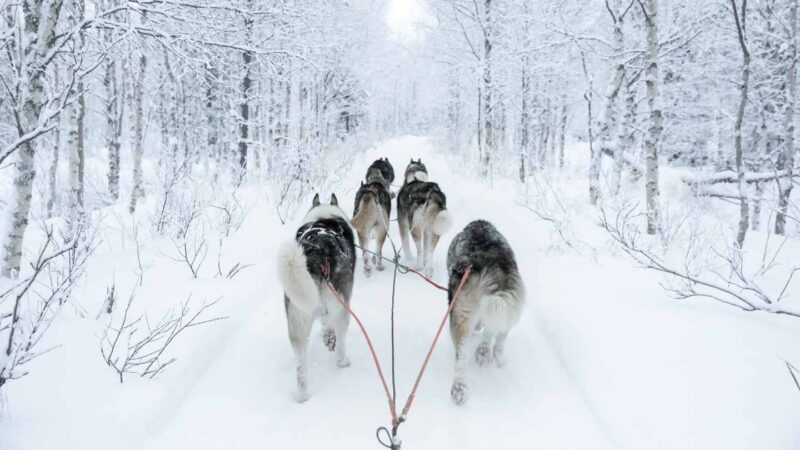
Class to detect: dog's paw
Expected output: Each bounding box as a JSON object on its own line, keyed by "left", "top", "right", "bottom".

{"left": 475, "top": 342, "right": 493, "bottom": 367}
{"left": 376, "top": 261, "right": 385, "bottom": 271}
{"left": 423, "top": 266, "right": 434, "bottom": 278}
{"left": 451, "top": 380, "right": 468, "bottom": 405}
{"left": 294, "top": 388, "right": 310, "bottom": 403}
{"left": 323, "top": 329, "right": 336, "bottom": 351}
{"left": 364, "top": 266, "right": 373, "bottom": 278}
{"left": 494, "top": 354, "right": 506, "bottom": 368}
{"left": 336, "top": 356, "right": 351, "bottom": 368}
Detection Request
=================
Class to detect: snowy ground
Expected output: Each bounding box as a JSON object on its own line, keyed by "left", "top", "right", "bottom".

{"left": 2, "top": 136, "right": 799, "bottom": 449}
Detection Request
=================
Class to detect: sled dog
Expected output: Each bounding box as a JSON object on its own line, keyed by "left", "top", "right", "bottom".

{"left": 397, "top": 159, "right": 451, "bottom": 275}
{"left": 352, "top": 170, "right": 393, "bottom": 276}
{"left": 366, "top": 157, "right": 395, "bottom": 186}
{"left": 446, "top": 220, "right": 525, "bottom": 405}
{"left": 276, "top": 193, "right": 356, "bottom": 402}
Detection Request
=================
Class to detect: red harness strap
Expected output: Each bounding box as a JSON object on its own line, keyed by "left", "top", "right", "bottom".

{"left": 323, "top": 266, "right": 472, "bottom": 430}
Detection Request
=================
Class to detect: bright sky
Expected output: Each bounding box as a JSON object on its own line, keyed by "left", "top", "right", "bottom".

{"left": 385, "top": 0, "right": 430, "bottom": 42}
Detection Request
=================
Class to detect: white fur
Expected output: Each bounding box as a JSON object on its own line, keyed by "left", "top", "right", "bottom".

{"left": 431, "top": 209, "right": 452, "bottom": 235}
{"left": 277, "top": 240, "right": 320, "bottom": 315}
{"left": 479, "top": 290, "right": 525, "bottom": 333}
{"left": 302, "top": 204, "right": 350, "bottom": 224}
{"left": 405, "top": 171, "right": 429, "bottom": 183}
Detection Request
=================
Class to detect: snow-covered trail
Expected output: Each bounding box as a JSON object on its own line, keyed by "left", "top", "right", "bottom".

{"left": 3, "top": 136, "right": 799, "bottom": 450}
{"left": 139, "top": 136, "right": 616, "bottom": 450}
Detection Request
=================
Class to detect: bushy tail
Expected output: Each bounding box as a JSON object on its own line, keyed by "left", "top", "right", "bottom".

{"left": 432, "top": 209, "right": 452, "bottom": 235}
{"left": 351, "top": 195, "right": 375, "bottom": 230}
{"left": 277, "top": 240, "right": 319, "bottom": 315}
{"left": 479, "top": 290, "right": 525, "bottom": 333}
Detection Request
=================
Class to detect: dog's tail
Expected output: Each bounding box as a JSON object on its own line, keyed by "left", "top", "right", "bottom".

{"left": 277, "top": 240, "right": 319, "bottom": 315}
{"left": 351, "top": 193, "right": 377, "bottom": 230}
{"left": 432, "top": 208, "right": 452, "bottom": 235}
{"left": 480, "top": 288, "right": 525, "bottom": 333}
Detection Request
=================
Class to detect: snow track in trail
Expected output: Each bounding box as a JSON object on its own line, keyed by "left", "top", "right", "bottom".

{"left": 140, "top": 136, "right": 615, "bottom": 450}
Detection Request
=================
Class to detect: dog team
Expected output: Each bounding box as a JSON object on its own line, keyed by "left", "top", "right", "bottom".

{"left": 277, "top": 157, "right": 525, "bottom": 405}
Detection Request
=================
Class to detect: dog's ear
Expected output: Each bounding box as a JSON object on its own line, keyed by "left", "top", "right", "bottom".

{"left": 360, "top": 180, "right": 364, "bottom": 186}
{"left": 312, "top": 193, "right": 320, "bottom": 207}
{"left": 330, "top": 193, "right": 339, "bottom": 206}
{"left": 417, "top": 158, "right": 422, "bottom": 163}
{"left": 410, "top": 158, "right": 413, "bottom": 163}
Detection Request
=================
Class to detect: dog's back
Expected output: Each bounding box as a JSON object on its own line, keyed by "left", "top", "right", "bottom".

{"left": 296, "top": 217, "right": 356, "bottom": 290}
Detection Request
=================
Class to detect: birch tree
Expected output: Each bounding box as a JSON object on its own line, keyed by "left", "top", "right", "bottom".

{"left": 641, "top": 0, "right": 662, "bottom": 235}
{"left": 776, "top": 0, "right": 797, "bottom": 236}
{"left": 731, "top": 0, "right": 751, "bottom": 248}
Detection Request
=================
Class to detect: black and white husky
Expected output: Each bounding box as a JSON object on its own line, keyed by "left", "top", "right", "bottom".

{"left": 397, "top": 159, "right": 452, "bottom": 275}
{"left": 277, "top": 193, "right": 356, "bottom": 402}
{"left": 446, "top": 220, "right": 525, "bottom": 405}
{"left": 352, "top": 170, "right": 393, "bottom": 276}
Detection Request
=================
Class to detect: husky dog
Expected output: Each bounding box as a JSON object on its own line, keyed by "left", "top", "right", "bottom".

{"left": 367, "top": 157, "right": 395, "bottom": 186}
{"left": 397, "top": 159, "right": 451, "bottom": 275}
{"left": 403, "top": 158, "right": 428, "bottom": 183}
{"left": 277, "top": 193, "right": 356, "bottom": 402}
{"left": 351, "top": 170, "right": 392, "bottom": 276}
{"left": 446, "top": 220, "right": 525, "bottom": 405}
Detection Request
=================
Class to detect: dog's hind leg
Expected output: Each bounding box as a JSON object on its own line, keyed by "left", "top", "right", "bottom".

{"left": 411, "top": 226, "right": 424, "bottom": 269}
{"left": 286, "top": 299, "right": 313, "bottom": 402}
{"left": 449, "top": 307, "right": 473, "bottom": 405}
{"left": 356, "top": 227, "right": 372, "bottom": 277}
{"left": 422, "top": 231, "right": 441, "bottom": 277}
{"left": 475, "top": 332, "right": 495, "bottom": 367}
{"left": 493, "top": 331, "right": 508, "bottom": 368}
{"left": 398, "top": 215, "right": 412, "bottom": 260}
{"left": 331, "top": 307, "right": 351, "bottom": 368}
{"left": 375, "top": 220, "right": 388, "bottom": 271}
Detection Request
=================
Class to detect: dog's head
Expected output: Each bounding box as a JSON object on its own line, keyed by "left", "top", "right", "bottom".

{"left": 304, "top": 193, "right": 348, "bottom": 223}
{"left": 404, "top": 158, "right": 428, "bottom": 184}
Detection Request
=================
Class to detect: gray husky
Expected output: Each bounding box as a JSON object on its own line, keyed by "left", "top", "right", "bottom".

{"left": 446, "top": 220, "right": 525, "bottom": 405}
{"left": 397, "top": 159, "right": 452, "bottom": 276}
{"left": 352, "top": 169, "right": 393, "bottom": 276}
{"left": 277, "top": 193, "right": 356, "bottom": 402}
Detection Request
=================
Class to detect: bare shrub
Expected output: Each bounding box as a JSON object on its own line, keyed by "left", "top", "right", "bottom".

{"left": 0, "top": 223, "right": 95, "bottom": 389}
{"left": 100, "top": 291, "right": 225, "bottom": 383}
{"left": 600, "top": 205, "right": 800, "bottom": 318}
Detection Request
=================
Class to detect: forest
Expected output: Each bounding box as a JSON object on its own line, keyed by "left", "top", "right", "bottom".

{"left": 0, "top": 1, "right": 799, "bottom": 449}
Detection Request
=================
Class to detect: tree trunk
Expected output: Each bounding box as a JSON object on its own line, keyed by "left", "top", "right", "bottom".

{"left": 481, "top": 0, "right": 493, "bottom": 177}
{"left": 520, "top": 61, "right": 530, "bottom": 183}
{"left": 559, "top": 101, "right": 567, "bottom": 168}
{"left": 606, "top": 5, "right": 626, "bottom": 195}
{"left": 67, "top": 87, "right": 86, "bottom": 224}
{"left": 2, "top": 0, "right": 65, "bottom": 278}
{"left": 129, "top": 52, "right": 147, "bottom": 214}
{"left": 105, "top": 54, "right": 121, "bottom": 201}
{"left": 581, "top": 50, "right": 600, "bottom": 205}
{"left": 643, "top": 0, "right": 662, "bottom": 235}
{"left": 776, "top": 0, "right": 797, "bottom": 235}
{"left": 47, "top": 69, "right": 62, "bottom": 219}
{"left": 731, "top": 0, "right": 750, "bottom": 248}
